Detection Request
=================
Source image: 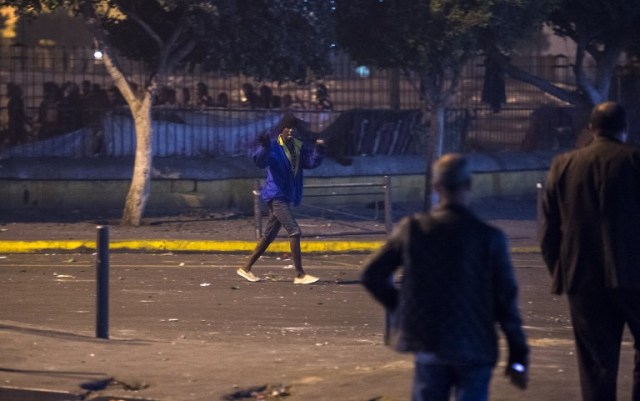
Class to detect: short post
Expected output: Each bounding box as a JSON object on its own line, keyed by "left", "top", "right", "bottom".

{"left": 96, "top": 225, "right": 109, "bottom": 339}
{"left": 536, "top": 179, "right": 545, "bottom": 240}
{"left": 253, "top": 180, "right": 263, "bottom": 239}
{"left": 384, "top": 309, "right": 392, "bottom": 346}
{"left": 383, "top": 176, "right": 393, "bottom": 235}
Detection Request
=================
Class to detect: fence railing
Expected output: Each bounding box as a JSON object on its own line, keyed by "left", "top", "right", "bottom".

{"left": 253, "top": 177, "right": 393, "bottom": 239}
{"left": 1, "top": 45, "right": 582, "bottom": 112}
{"left": 0, "top": 104, "right": 581, "bottom": 159}
{"left": 0, "top": 107, "right": 342, "bottom": 158}
{"left": 2, "top": 45, "right": 624, "bottom": 156}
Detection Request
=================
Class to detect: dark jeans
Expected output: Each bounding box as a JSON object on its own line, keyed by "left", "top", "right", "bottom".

{"left": 412, "top": 361, "right": 492, "bottom": 401}
{"left": 568, "top": 289, "right": 640, "bottom": 401}
{"left": 263, "top": 199, "right": 301, "bottom": 239}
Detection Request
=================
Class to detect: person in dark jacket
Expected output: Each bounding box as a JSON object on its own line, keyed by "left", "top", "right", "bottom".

{"left": 361, "top": 153, "right": 529, "bottom": 401}
{"left": 540, "top": 101, "right": 640, "bottom": 401}
{"left": 237, "top": 112, "right": 326, "bottom": 285}
{"left": 6, "top": 82, "right": 26, "bottom": 146}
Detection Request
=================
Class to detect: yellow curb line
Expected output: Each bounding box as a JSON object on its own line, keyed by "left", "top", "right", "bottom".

{"left": 0, "top": 240, "right": 94, "bottom": 253}
{"left": 0, "top": 241, "right": 540, "bottom": 254}
{"left": 0, "top": 240, "right": 386, "bottom": 254}
{"left": 511, "top": 246, "right": 541, "bottom": 254}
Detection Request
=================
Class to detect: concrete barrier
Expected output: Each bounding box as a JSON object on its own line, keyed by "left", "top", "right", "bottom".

{"left": 0, "top": 151, "right": 558, "bottom": 215}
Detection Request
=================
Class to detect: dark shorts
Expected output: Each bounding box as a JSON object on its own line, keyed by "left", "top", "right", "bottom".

{"left": 263, "top": 199, "right": 301, "bottom": 238}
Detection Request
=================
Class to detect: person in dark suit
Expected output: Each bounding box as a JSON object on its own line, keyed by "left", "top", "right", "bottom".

{"left": 541, "top": 101, "right": 640, "bottom": 401}
{"left": 362, "top": 153, "right": 529, "bottom": 401}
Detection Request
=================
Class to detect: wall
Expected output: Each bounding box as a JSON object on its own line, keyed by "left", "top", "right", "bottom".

{"left": 0, "top": 152, "right": 557, "bottom": 216}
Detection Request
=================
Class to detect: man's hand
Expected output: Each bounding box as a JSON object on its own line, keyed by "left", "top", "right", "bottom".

{"left": 315, "top": 139, "right": 327, "bottom": 153}
{"left": 258, "top": 133, "right": 271, "bottom": 148}
{"left": 505, "top": 363, "right": 528, "bottom": 390}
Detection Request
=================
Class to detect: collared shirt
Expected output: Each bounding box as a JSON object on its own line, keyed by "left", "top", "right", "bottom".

{"left": 278, "top": 134, "right": 302, "bottom": 175}
{"left": 253, "top": 134, "right": 324, "bottom": 206}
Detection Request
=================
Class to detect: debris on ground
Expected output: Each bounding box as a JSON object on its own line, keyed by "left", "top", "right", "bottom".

{"left": 223, "top": 383, "right": 291, "bottom": 400}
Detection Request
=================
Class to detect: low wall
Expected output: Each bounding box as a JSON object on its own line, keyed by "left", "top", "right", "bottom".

{"left": 0, "top": 151, "right": 557, "bottom": 215}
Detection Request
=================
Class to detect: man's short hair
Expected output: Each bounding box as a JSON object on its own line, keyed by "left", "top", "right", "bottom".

{"left": 433, "top": 153, "right": 471, "bottom": 191}
{"left": 589, "top": 101, "right": 627, "bottom": 137}
{"left": 280, "top": 111, "right": 298, "bottom": 129}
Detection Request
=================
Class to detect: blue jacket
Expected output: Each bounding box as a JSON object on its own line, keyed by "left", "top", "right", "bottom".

{"left": 253, "top": 136, "right": 325, "bottom": 206}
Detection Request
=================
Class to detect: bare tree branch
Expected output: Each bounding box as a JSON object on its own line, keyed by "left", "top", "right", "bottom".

{"left": 489, "top": 47, "right": 590, "bottom": 107}
{"left": 126, "top": 10, "right": 164, "bottom": 50}
{"left": 78, "top": 0, "right": 138, "bottom": 106}
{"left": 157, "top": 11, "right": 190, "bottom": 73}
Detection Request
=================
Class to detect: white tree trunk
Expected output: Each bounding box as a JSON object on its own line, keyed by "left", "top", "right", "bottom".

{"left": 121, "top": 92, "right": 154, "bottom": 226}
{"left": 97, "top": 50, "right": 157, "bottom": 226}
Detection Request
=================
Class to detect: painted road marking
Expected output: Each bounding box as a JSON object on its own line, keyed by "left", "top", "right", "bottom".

{"left": 0, "top": 240, "right": 539, "bottom": 254}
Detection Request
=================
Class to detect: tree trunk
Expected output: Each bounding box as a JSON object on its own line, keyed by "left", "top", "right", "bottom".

{"left": 121, "top": 91, "right": 154, "bottom": 226}
{"left": 93, "top": 47, "right": 157, "bottom": 227}
{"left": 423, "top": 103, "right": 446, "bottom": 211}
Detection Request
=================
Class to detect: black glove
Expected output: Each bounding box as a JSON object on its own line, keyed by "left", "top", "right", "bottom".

{"left": 505, "top": 362, "right": 528, "bottom": 390}
{"left": 257, "top": 133, "right": 271, "bottom": 149}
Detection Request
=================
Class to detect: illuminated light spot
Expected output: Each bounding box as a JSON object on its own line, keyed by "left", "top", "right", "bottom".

{"left": 355, "top": 66, "right": 370, "bottom": 78}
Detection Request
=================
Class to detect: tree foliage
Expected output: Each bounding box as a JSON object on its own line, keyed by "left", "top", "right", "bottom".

{"left": 99, "top": 0, "right": 334, "bottom": 83}
{"left": 493, "top": 0, "right": 640, "bottom": 107}
{"left": 0, "top": 13, "right": 7, "bottom": 33}
{"left": 202, "top": 0, "right": 334, "bottom": 83}
{"left": 337, "top": 0, "right": 479, "bottom": 86}
{"left": 335, "top": 0, "right": 551, "bottom": 209}
{"left": 8, "top": 0, "right": 334, "bottom": 80}
{"left": 336, "top": 0, "right": 551, "bottom": 81}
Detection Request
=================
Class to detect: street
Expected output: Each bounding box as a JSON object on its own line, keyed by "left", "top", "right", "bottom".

{"left": 0, "top": 251, "right": 636, "bottom": 400}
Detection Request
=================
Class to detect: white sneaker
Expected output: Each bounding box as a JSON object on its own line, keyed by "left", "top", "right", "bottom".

{"left": 237, "top": 268, "right": 260, "bottom": 282}
{"left": 294, "top": 274, "right": 319, "bottom": 285}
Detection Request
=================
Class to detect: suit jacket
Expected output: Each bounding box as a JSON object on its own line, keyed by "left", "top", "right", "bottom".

{"left": 541, "top": 135, "right": 640, "bottom": 294}
{"left": 361, "top": 204, "right": 528, "bottom": 367}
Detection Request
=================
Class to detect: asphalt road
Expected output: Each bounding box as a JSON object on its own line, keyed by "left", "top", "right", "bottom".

{"left": 0, "top": 251, "right": 637, "bottom": 401}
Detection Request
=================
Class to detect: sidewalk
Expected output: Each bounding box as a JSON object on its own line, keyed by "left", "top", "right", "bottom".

{"left": 0, "top": 197, "right": 540, "bottom": 254}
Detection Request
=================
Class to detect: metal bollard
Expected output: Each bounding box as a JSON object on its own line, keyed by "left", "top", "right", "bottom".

{"left": 536, "top": 179, "right": 545, "bottom": 240}
{"left": 96, "top": 225, "right": 109, "bottom": 339}
{"left": 383, "top": 176, "right": 393, "bottom": 235}
{"left": 253, "top": 180, "right": 263, "bottom": 239}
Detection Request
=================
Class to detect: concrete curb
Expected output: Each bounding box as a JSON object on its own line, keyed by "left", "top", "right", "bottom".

{"left": 0, "top": 240, "right": 540, "bottom": 254}
{"left": 0, "top": 239, "right": 385, "bottom": 254}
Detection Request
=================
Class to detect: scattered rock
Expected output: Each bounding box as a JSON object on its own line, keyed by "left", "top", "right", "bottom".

{"left": 223, "top": 383, "right": 291, "bottom": 400}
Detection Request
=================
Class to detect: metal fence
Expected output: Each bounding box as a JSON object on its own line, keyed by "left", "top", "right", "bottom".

{"left": 0, "top": 45, "right": 604, "bottom": 157}
{"left": 0, "top": 45, "right": 577, "bottom": 109}
{"left": 253, "top": 177, "right": 393, "bottom": 239}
